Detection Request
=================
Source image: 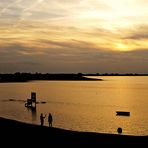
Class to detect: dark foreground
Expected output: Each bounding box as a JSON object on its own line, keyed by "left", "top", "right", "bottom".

{"left": 0, "top": 117, "right": 147, "bottom": 147}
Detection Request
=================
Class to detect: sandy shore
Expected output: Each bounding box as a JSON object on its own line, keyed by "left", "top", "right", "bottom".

{"left": 0, "top": 117, "right": 147, "bottom": 146}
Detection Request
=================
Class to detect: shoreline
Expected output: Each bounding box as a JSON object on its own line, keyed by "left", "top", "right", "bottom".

{"left": 0, "top": 73, "right": 102, "bottom": 82}
{"left": 0, "top": 79, "right": 102, "bottom": 83}
{"left": 0, "top": 117, "right": 147, "bottom": 146}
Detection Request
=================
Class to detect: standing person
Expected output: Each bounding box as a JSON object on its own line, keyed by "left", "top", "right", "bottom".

{"left": 40, "top": 113, "right": 46, "bottom": 126}
{"left": 48, "top": 113, "right": 53, "bottom": 127}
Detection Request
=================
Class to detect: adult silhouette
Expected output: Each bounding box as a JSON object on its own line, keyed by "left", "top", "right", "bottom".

{"left": 48, "top": 113, "right": 53, "bottom": 127}
{"left": 40, "top": 113, "right": 46, "bottom": 126}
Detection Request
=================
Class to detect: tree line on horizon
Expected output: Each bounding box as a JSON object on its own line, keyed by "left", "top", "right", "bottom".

{"left": 0, "top": 72, "right": 148, "bottom": 82}
{"left": 0, "top": 72, "right": 147, "bottom": 82}
{"left": 0, "top": 72, "right": 88, "bottom": 82}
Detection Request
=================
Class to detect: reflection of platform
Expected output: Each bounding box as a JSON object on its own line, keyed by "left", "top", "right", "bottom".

{"left": 26, "top": 104, "right": 37, "bottom": 121}
{"left": 116, "top": 111, "right": 130, "bottom": 116}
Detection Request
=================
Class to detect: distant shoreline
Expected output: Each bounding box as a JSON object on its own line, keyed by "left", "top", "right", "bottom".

{"left": 0, "top": 72, "right": 148, "bottom": 83}
{"left": 0, "top": 73, "right": 102, "bottom": 82}
{"left": 0, "top": 117, "right": 147, "bottom": 146}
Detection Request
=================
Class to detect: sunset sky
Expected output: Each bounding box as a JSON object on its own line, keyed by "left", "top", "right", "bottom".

{"left": 0, "top": 0, "right": 148, "bottom": 73}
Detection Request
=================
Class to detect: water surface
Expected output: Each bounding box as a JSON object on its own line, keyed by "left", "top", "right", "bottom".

{"left": 0, "top": 76, "right": 148, "bottom": 135}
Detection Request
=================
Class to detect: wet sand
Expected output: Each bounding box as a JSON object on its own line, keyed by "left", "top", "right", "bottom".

{"left": 0, "top": 117, "right": 147, "bottom": 147}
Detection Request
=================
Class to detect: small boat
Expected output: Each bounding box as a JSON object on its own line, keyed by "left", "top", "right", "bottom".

{"left": 116, "top": 111, "right": 130, "bottom": 116}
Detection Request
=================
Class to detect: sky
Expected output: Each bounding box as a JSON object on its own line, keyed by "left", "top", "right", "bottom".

{"left": 0, "top": 0, "right": 148, "bottom": 73}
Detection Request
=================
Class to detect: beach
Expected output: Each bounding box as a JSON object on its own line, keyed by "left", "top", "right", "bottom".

{"left": 0, "top": 117, "right": 147, "bottom": 147}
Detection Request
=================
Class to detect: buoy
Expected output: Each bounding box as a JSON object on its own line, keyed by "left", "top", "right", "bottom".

{"left": 117, "top": 127, "right": 122, "bottom": 134}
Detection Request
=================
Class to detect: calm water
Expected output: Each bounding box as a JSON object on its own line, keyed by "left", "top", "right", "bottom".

{"left": 0, "top": 76, "right": 148, "bottom": 135}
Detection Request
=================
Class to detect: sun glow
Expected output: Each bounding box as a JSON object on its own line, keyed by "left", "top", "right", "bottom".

{"left": 38, "top": 0, "right": 43, "bottom": 3}
{"left": 115, "top": 43, "right": 131, "bottom": 52}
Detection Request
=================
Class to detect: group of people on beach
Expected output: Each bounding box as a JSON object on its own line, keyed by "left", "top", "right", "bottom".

{"left": 40, "top": 113, "right": 53, "bottom": 127}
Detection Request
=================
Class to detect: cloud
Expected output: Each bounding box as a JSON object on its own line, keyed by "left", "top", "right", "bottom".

{"left": 124, "top": 25, "right": 148, "bottom": 40}
{"left": 0, "top": 0, "right": 111, "bottom": 26}
{"left": 0, "top": 0, "right": 148, "bottom": 73}
{"left": 27, "top": 11, "right": 65, "bottom": 20}
{"left": 0, "top": 38, "right": 148, "bottom": 73}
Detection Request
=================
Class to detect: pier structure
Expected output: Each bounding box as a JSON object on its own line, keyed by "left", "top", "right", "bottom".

{"left": 25, "top": 92, "right": 36, "bottom": 108}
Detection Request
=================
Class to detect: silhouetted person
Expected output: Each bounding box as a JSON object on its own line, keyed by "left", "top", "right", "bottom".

{"left": 48, "top": 113, "right": 53, "bottom": 127}
{"left": 40, "top": 113, "right": 46, "bottom": 126}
